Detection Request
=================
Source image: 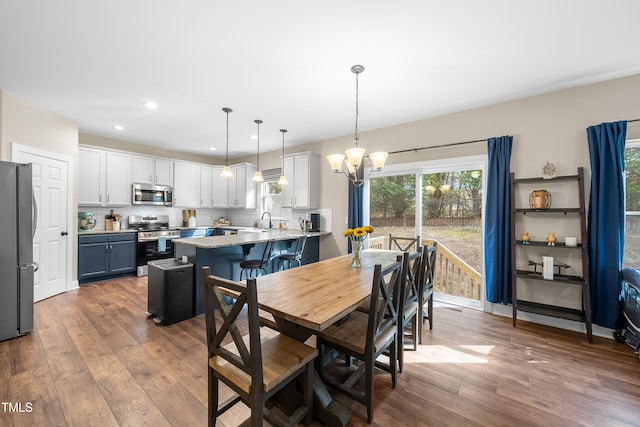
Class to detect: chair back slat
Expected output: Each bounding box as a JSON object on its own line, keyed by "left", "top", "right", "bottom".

{"left": 202, "top": 266, "right": 263, "bottom": 383}
{"left": 367, "top": 258, "right": 403, "bottom": 352}
{"left": 389, "top": 234, "right": 421, "bottom": 252}
{"left": 399, "top": 249, "right": 422, "bottom": 311}
{"left": 421, "top": 243, "right": 437, "bottom": 291}
{"left": 294, "top": 235, "right": 307, "bottom": 261}
{"left": 261, "top": 239, "right": 277, "bottom": 264}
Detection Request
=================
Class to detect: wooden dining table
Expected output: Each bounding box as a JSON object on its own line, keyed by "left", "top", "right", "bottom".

{"left": 248, "top": 249, "right": 402, "bottom": 426}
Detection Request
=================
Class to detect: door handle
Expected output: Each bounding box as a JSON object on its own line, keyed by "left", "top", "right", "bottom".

{"left": 61, "top": 231, "right": 68, "bottom": 236}
{"left": 32, "top": 192, "right": 38, "bottom": 238}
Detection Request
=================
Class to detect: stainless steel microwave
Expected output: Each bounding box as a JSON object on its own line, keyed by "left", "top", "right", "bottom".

{"left": 132, "top": 183, "right": 173, "bottom": 206}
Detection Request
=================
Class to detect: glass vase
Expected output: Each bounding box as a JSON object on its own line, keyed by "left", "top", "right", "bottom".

{"left": 350, "top": 237, "right": 363, "bottom": 268}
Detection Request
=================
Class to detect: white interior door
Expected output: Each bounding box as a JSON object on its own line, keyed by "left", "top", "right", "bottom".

{"left": 13, "top": 146, "right": 70, "bottom": 301}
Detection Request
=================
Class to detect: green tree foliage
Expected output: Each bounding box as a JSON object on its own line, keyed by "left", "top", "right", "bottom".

{"left": 422, "top": 170, "right": 482, "bottom": 220}
{"left": 370, "top": 174, "right": 415, "bottom": 218}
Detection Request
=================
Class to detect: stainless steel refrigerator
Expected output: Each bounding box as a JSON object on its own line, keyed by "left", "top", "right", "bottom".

{"left": 0, "top": 161, "right": 36, "bottom": 342}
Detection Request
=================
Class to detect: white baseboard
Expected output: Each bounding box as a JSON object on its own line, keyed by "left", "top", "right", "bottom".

{"left": 68, "top": 280, "right": 79, "bottom": 291}
{"left": 489, "top": 303, "right": 614, "bottom": 340}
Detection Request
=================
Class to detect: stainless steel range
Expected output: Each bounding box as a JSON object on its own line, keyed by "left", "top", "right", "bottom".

{"left": 128, "top": 215, "right": 180, "bottom": 276}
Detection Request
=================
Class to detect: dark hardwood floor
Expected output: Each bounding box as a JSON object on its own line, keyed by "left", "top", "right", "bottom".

{"left": 1, "top": 276, "right": 639, "bottom": 426}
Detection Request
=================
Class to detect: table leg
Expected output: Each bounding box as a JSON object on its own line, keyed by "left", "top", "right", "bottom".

{"left": 274, "top": 317, "right": 351, "bottom": 427}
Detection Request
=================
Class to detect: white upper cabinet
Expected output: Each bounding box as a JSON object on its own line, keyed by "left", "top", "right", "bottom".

{"left": 105, "top": 151, "right": 132, "bottom": 206}
{"left": 227, "top": 163, "right": 256, "bottom": 209}
{"left": 78, "top": 147, "right": 130, "bottom": 206}
{"left": 132, "top": 155, "right": 173, "bottom": 186}
{"left": 199, "top": 165, "right": 212, "bottom": 208}
{"left": 153, "top": 158, "right": 173, "bottom": 186}
{"left": 78, "top": 145, "right": 257, "bottom": 210}
{"left": 173, "top": 161, "right": 200, "bottom": 207}
{"left": 211, "top": 166, "right": 229, "bottom": 208}
{"left": 281, "top": 157, "right": 295, "bottom": 209}
{"left": 281, "top": 152, "right": 319, "bottom": 209}
{"left": 78, "top": 146, "right": 104, "bottom": 205}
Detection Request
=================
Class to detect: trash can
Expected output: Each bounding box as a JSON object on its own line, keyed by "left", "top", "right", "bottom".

{"left": 147, "top": 258, "right": 194, "bottom": 326}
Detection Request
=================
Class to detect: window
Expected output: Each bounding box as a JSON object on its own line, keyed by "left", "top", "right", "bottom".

{"left": 261, "top": 181, "right": 284, "bottom": 218}
{"left": 624, "top": 139, "right": 640, "bottom": 268}
{"left": 259, "top": 168, "right": 291, "bottom": 226}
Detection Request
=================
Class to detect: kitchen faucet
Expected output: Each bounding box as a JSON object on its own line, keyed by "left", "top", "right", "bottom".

{"left": 261, "top": 212, "right": 272, "bottom": 229}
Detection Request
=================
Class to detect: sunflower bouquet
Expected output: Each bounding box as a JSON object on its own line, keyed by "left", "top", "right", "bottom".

{"left": 343, "top": 225, "right": 374, "bottom": 268}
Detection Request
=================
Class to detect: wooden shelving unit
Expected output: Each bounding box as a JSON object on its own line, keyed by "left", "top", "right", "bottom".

{"left": 510, "top": 167, "right": 593, "bottom": 343}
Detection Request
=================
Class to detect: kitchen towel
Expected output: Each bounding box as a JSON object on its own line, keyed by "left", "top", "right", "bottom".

{"left": 158, "top": 237, "right": 166, "bottom": 253}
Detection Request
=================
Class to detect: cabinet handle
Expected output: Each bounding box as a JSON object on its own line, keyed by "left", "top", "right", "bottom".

{"left": 99, "top": 194, "right": 102, "bottom": 202}
{"left": 149, "top": 175, "right": 153, "bottom": 182}
{"left": 107, "top": 195, "right": 110, "bottom": 203}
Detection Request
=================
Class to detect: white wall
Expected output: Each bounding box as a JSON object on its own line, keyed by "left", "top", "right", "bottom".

{"left": 1, "top": 90, "right": 78, "bottom": 161}
{"left": 0, "top": 89, "right": 80, "bottom": 281}
{"left": 236, "top": 73, "right": 640, "bottom": 260}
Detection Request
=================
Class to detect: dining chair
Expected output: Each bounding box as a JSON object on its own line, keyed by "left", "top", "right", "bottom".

{"left": 276, "top": 234, "right": 307, "bottom": 270}
{"left": 418, "top": 242, "right": 437, "bottom": 344}
{"left": 388, "top": 234, "right": 421, "bottom": 252}
{"left": 315, "top": 259, "right": 403, "bottom": 423}
{"left": 368, "top": 235, "right": 385, "bottom": 250}
{"left": 239, "top": 239, "right": 276, "bottom": 280}
{"left": 397, "top": 249, "right": 422, "bottom": 373}
{"left": 202, "top": 266, "right": 317, "bottom": 427}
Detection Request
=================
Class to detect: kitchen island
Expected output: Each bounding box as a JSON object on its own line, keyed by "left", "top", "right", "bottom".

{"left": 174, "top": 229, "right": 327, "bottom": 315}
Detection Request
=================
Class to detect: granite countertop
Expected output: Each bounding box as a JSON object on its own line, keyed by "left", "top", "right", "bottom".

{"left": 173, "top": 228, "right": 329, "bottom": 249}
{"left": 173, "top": 225, "right": 246, "bottom": 230}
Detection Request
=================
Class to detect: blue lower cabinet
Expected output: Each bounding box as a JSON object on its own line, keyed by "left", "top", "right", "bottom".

{"left": 78, "top": 233, "right": 136, "bottom": 284}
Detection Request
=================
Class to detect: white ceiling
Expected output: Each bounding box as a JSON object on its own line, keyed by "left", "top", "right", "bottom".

{"left": 1, "top": 1, "right": 640, "bottom": 160}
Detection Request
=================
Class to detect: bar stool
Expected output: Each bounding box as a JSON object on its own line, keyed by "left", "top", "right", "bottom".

{"left": 276, "top": 235, "right": 307, "bottom": 270}
{"left": 239, "top": 239, "right": 276, "bottom": 280}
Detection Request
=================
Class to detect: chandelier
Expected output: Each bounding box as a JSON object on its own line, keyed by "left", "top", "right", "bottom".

{"left": 278, "top": 129, "right": 288, "bottom": 185}
{"left": 326, "top": 65, "right": 388, "bottom": 186}
{"left": 251, "top": 119, "right": 264, "bottom": 182}
{"left": 220, "top": 107, "right": 234, "bottom": 178}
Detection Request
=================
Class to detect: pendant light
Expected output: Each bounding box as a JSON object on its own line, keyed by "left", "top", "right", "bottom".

{"left": 220, "top": 107, "right": 234, "bottom": 178}
{"left": 252, "top": 119, "right": 264, "bottom": 182}
{"left": 326, "top": 65, "right": 388, "bottom": 186}
{"left": 278, "top": 129, "right": 288, "bottom": 185}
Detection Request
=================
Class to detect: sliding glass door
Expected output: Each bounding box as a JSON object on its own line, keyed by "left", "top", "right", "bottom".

{"left": 365, "top": 156, "right": 486, "bottom": 309}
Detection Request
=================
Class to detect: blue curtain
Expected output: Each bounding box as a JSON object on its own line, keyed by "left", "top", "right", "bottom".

{"left": 347, "top": 167, "right": 364, "bottom": 253}
{"left": 485, "top": 135, "right": 513, "bottom": 304}
{"left": 587, "top": 120, "right": 627, "bottom": 329}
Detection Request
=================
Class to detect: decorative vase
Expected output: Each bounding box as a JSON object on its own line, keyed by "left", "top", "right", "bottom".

{"left": 350, "top": 237, "right": 363, "bottom": 268}
{"left": 529, "top": 189, "right": 551, "bottom": 209}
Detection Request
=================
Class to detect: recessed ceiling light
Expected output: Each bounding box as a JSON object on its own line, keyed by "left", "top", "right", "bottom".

{"left": 113, "top": 125, "right": 124, "bottom": 131}
{"left": 209, "top": 147, "right": 217, "bottom": 151}
{"left": 143, "top": 101, "right": 158, "bottom": 110}
{"left": 251, "top": 135, "right": 258, "bottom": 140}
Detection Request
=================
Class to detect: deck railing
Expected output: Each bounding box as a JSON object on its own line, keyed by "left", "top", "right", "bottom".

{"left": 424, "top": 239, "right": 482, "bottom": 300}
